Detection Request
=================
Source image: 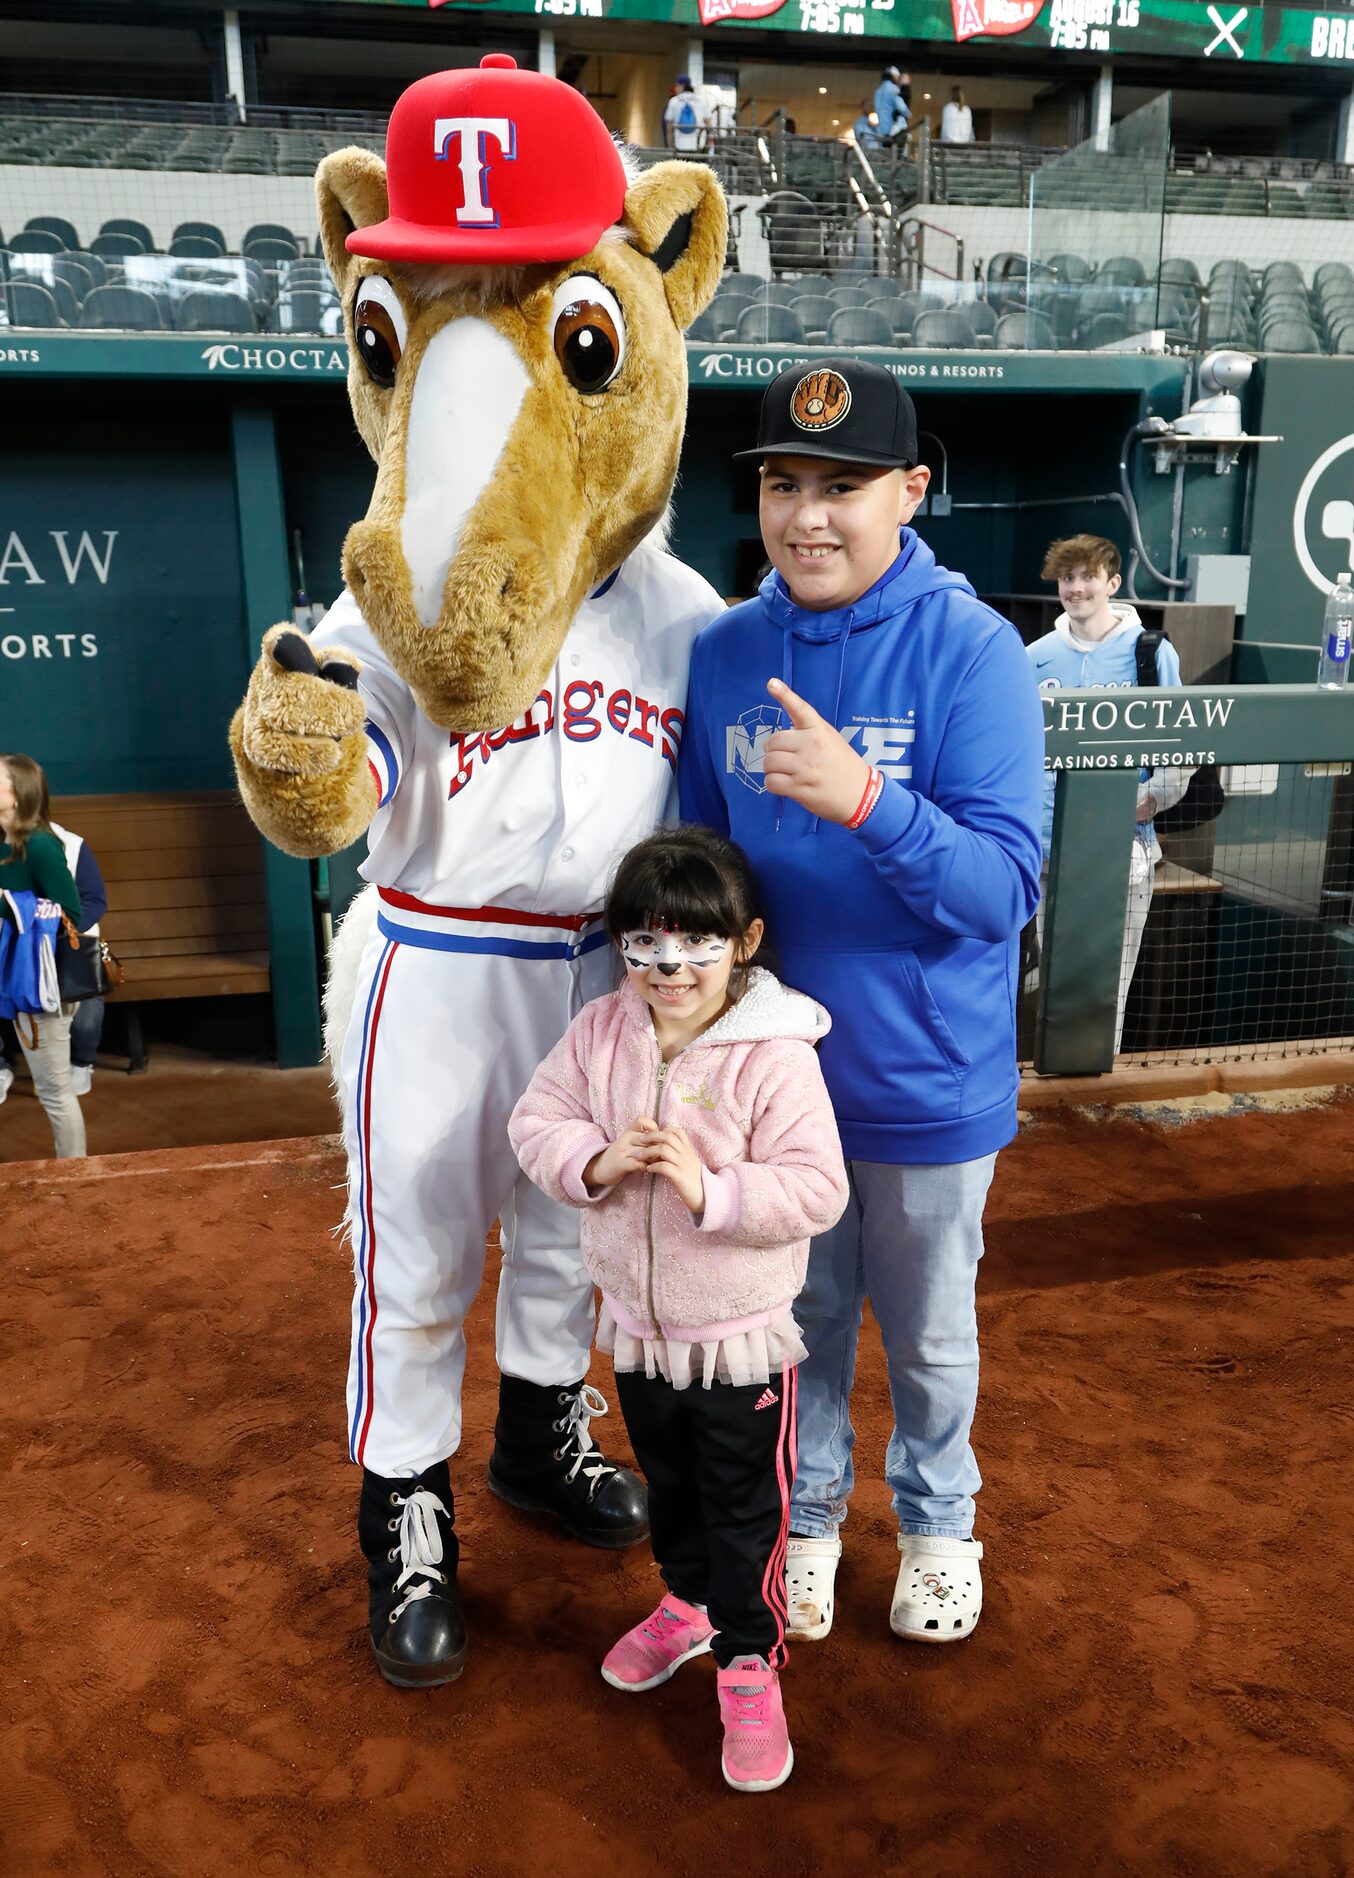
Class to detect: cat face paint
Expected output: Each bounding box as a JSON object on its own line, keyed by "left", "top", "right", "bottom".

{"left": 620, "top": 929, "right": 730, "bottom": 974}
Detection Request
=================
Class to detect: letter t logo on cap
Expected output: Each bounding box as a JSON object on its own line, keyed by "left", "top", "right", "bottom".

{"left": 433, "top": 116, "right": 517, "bottom": 228}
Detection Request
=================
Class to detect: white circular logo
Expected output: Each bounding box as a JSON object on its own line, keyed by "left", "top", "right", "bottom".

{"left": 1293, "top": 431, "right": 1354, "bottom": 598}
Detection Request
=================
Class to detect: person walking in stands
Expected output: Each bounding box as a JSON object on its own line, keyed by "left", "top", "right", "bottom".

{"left": 873, "top": 66, "right": 910, "bottom": 145}
{"left": 940, "top": 85, "right": 974, "bottom": 144}
{"left": 510, "top": 827, "right": 849, "bottom": 1793}
{"left": 663, "top": 75, "right": 709, "bottom": 153}
{"left": 0, "top": 753, "right": 87, "bottom": 1158}
{"left": 852, "top": 100, "right": 883, "bottom": 151}
{"left": 678, "top": 359, "right": 1044, "bottom": 1648}
{"left": 1026, "top": 534, "right": 1189, "bottom": 1053}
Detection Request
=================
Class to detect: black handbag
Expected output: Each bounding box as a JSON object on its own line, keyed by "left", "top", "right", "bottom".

{"left": 1134, "top": 630, "right": 1227, "bottom": 834}
{"left": 55, "top": 915, "right": 119, "bottom": 1003}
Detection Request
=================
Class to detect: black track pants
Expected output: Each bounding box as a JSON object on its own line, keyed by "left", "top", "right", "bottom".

{"left": 615, "top": 1363, "right": 798, "bottom": 1669}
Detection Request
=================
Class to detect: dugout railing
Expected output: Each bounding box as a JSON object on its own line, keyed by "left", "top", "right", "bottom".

{"left": 1035, "top": 686, "right": 1354, "bottom": 1076}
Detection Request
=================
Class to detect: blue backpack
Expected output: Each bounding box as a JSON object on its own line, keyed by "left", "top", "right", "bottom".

{"left": 677, "top": 97, "right": 699, "bottom": 133}
{"left": 0, "top": 890, "right": 62, "bottom": 1023}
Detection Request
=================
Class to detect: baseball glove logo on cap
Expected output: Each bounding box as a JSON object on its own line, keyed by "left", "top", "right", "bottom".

{"left": 791, "top": 368, "right": 852, "bottom": 432}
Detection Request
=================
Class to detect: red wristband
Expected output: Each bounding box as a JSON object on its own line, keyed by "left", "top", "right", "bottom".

{"left": 846, "top": 766, "right": 884, "bottom": 831}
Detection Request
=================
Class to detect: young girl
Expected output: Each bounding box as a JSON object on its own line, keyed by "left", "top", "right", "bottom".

{"left": 509, "top": 827, "right": 848, "bottom": 1795}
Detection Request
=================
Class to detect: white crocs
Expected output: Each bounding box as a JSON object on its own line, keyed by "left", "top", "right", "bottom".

{"left": 890, "top": 1534, "right": 984, "bottom": 1643}
{"left": 785, "top": 1535, "right": 842, "bottom": 1641}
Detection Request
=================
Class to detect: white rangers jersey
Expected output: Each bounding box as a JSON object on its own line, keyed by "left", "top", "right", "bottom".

{"left": 309, "top": 545, "right": 725, "bottom": 918}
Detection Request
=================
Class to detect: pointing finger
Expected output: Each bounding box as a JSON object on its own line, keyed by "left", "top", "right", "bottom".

{"left": 767, "top": 677, "right": 822, "bottom": 730}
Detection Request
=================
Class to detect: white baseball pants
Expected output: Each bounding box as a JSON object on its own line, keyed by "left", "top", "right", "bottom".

{"left": 339, "top": 895, "right": 614, "bottom": 1477}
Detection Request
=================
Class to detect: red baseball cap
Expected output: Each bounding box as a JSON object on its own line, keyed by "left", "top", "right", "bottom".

{"left": 347, "top": 55, "right": 629, "bottom": 266}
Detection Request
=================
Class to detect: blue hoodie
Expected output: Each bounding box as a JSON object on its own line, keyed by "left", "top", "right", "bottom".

{"left": 679, "top": 529, "right": 1045, "bottom": 1165}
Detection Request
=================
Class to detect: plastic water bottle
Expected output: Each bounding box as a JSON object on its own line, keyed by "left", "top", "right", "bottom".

{"left": 1318, "top": 572, "right": 1354, "bottom": 690}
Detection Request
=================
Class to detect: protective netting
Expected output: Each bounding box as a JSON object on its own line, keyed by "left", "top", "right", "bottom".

{"left": 1122, "top": 762, "right": 1354, "bottom": 1065}
{"left": 4, "top": 98, "right": 1354, "bottom": 354}
{"left": 1020, "top": 763, "right": 1354, "bottom": 1069}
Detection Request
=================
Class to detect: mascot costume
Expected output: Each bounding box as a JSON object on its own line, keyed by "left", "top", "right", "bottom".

{"left": 229, "top": 56, "right": 726, "bottom": 1688}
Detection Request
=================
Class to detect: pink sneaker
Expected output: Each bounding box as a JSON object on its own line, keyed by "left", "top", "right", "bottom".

{"left": 601, "top": 1597, "right": 715, "bottom": 1692}
{"left": 716, "top": 1656, "right": 794, "bottom": 1793}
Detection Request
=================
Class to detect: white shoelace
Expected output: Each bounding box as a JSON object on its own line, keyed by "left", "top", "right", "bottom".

{"left": 388, "top": 1486, "right": 450, "bottom": 1623}
{"left": 553, "top": 1384, "right": 619, "bottom": 1497}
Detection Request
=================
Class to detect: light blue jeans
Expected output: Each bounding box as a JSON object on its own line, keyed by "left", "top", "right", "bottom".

{"left": 790, "top": 1154, "right": 998, "bottom": 1541}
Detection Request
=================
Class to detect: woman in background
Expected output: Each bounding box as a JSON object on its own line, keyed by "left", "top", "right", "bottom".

{"left": 0, "top": 753, "right": 87, "bottom": 1158}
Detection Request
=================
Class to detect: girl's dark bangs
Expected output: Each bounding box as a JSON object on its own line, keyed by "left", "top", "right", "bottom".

{"left": 605, "top": 853, "right": 742, "bottom": 940}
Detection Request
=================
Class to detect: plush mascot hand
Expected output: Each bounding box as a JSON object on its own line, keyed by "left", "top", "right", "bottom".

{"left": 228, "top": 624, "right": 377, "bottom": 859}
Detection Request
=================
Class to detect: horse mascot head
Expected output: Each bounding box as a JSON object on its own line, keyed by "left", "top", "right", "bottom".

{"left": 230, "top": 55, "right": 726, "bottom": 855}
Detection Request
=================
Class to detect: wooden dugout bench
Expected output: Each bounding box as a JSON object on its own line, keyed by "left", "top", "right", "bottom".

{"left": 51, "top": 792, "right": 271, "bottom": 1071}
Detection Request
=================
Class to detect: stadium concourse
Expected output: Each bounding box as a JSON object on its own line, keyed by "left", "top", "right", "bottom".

{"left": 1, "top": 1091, "right": 1351, "bottom": 1873}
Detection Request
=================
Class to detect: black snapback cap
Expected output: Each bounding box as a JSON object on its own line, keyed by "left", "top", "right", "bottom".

{"left": 734, "top": 358, "right": 919, "bottom": 469}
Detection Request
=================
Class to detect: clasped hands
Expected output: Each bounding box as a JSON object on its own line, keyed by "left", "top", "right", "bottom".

{"left": 584, "top": 1118, "right": 705, "bottom": 1214}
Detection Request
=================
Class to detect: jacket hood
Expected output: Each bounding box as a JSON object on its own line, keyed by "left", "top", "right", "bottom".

{"left": 759, "top": 528, "right": 975, "bottom": 647}
{"left": 620, "top": 965, "right": 831, "bottom": 1047}
{"left": 1053, "top": 602, "right": 1143, "bottom": 649}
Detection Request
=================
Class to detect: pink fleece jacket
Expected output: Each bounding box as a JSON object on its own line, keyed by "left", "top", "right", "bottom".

{"left": 509, "top": 967, "right": 849, "bottom": 1338}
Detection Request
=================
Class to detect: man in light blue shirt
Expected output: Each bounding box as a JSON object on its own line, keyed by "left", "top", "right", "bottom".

{"left": 873, "top": 67, "right": 909, "bottom": 145}
{"left": 1026, "top": 533, "right": 1191, "bottom": 1052}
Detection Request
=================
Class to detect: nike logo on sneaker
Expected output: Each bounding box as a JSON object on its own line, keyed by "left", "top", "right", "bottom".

{"left": 754, "top": 1387, "right": 779, "bottom": 1411}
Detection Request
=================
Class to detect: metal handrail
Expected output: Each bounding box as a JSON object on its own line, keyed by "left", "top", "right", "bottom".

{"left": 898, "top": 212, "right": 967, "bottom": 288}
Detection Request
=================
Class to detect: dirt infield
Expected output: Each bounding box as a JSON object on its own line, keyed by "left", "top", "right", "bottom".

{"left": 2, "top": 1099, "right": 1351, "bottom": 1878}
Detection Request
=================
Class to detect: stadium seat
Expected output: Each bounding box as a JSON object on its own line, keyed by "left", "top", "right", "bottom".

{"left": 862, "top": 279, "right": 903, "bottom": 305}
{"left": 1262, "top": 261, "right": 1305, "bottom": 289}
{"left": 172, "top": 221, "right": 228, "bottom": 251}
{"left": 50, "top": 255, "right": 97, "bottom": 303}
{"left": 736, "top": 302, "right": 807, "bottom": 343}
{"left": 910, "top": 308, "right": 978, "bottom": 349}
{"left": 965, "top": 298, "right": 998, "bottom": 338}
{"left": 1097, "top": 256, "right": 1147, "bottom": 287}
{"left": 791, "top": 293, "right": 837, "bottom": 339}
{"left": 890, "top": 291, "right": 944, "bottom": 337}
{"left": 4, "top": 266, "right": 81, "bottom": 323}
{"left": 243, "top": 235, "right": 300, "bottom": 264}
{"left": 995, "top": 310, "right": 1057, "bottom": 349}
{"left": 244, "top": 223, "right": 301, "bottom": 251}
{"left": 827, "top": 283, "right": 877, "bottom": 308}
{"left": 25, "top": 215, "right": 79, "bottom": 250}
{"left": 100, "top": 219, "right": 156, "bottom": 252}
{"left": 169, "top": 234, "right": 225, "bottom": 258}
{"left": 67, "top": 251, "right": 108, "bottom": 288}
{"left": 91, "top": 232, "right": 147, "bottom": 259}
{"left": 758, "top": 281, "right": 804, "bottom": 308}
{"left": 714, "top": 274, "right": 764, "bottom": 303}
{"left": 79, "top": 285, "right": 165, "bottom": 331}
{"left": 8, "top": 230, "right": 64, "bottom": 254}
{"left": 687, "top": 306, "right": 721, "bottom": 342}
{"left": 825, "top": 306, "right": 894, "bottom": 346}
{"left": 1, "top": 280, "right": 66, "bottom": 327}
{"left": 1314, "top": 262, "right": 1354, "bottom": 294}
{"left": 1260, "top": 318, "right": 1320, "bottom": 353}
{"left": 1158, "top": 258, "right": 1201, "bottom": 288}
{"left": 265, "top": 291, "right": 335, "bottom": 334}
{"left": 176, "top": 290, "right": 257, "bottom": 333}
{"left": 1079, "top": 311, "right": 1137, "bottom": 348}
{"left": 1049, "top": 252, "right": 1092, "bottom": 283}
{"left": 708, "top": 293, "right": 752, "bottom": 339}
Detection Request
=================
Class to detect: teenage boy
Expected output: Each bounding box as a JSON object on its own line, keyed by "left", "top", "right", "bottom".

{"left": 1027, "top": 534, "right": 1187, "bottom": 1053}
{"left": 678, "top": 359, "right": 1044, "bottom": 1644}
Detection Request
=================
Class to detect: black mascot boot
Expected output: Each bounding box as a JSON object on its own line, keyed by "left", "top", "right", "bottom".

{"left": 487, "top": 1376, "right": 649, "bottom": 1549}
{"left": 358, "top": 1460, "right": 469, "bottom": 1688}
